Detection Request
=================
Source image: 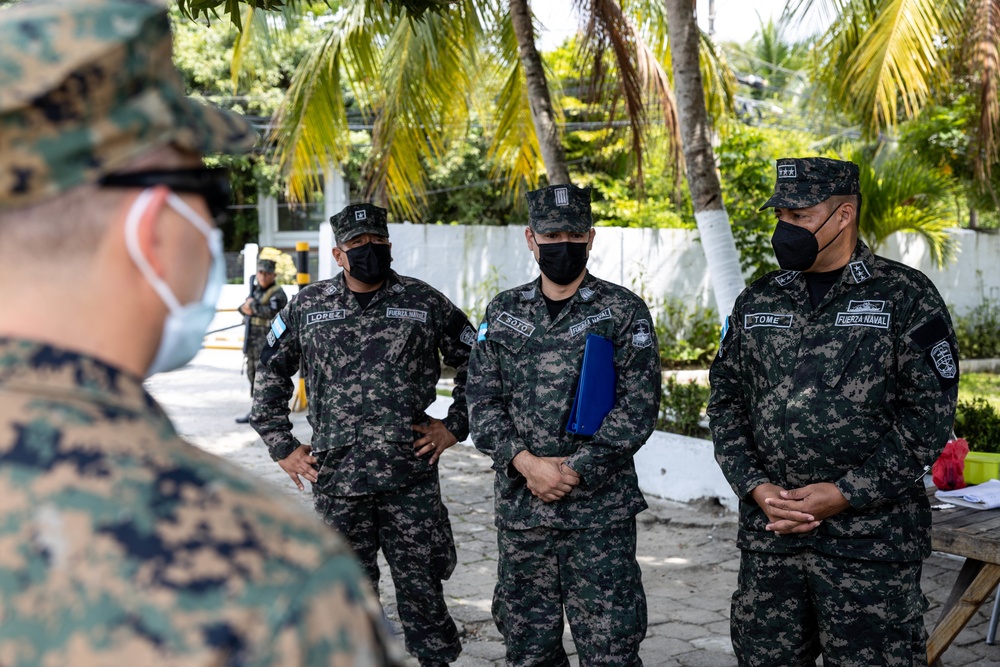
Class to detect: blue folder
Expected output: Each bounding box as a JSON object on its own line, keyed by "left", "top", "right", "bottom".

{"left": 566, "top": 333, "right": 617, "bottom": 436}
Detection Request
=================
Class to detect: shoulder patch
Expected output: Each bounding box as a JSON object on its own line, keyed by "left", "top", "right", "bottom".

{"left": 909, "top": 316, "right": 959, "bottom": 392}
{"left": 459, "top": 325, "right": 476, "bottom": 347}
{"left": 269, "top": 314, "right": 287, "bottom": 344}
{"left": 717, "top": 315, "right": 731, "bottom": 358}
{"left": 477, "top": 321, "right": 488, "bottom": 342}
{"left": 631, "top": 319, "right": 652, "bottom": 348}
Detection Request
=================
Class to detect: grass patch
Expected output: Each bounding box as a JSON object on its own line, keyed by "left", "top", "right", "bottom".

{"left": 959, "top": 373, "right": 1000, "bottom": 412}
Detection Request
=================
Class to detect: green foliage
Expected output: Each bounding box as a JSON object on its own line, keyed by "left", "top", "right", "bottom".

{"left": 422, "top": 132, "right": 520, "bottom": 225}
{"left": 716, "top": 121, "right": 813, "bottom": 282}
{"left": 657, "top": 376, "right": 711, "bottom": 438}
{"left": 954, "top": 300, "right": 1000, "bottom": 360}
{"left": 257, "top": 247, "right": 297, "bottom": 284}
{"left": 652, "top": 297, "right": 720, "bottom": 369}
{"left": 959, "top": 373, "right": 1000, "bottom": 413}
{"left": 462, "top": 266, "right": 503, "bottom": 327}
{"left": 955, "top": 397, "right": 1000, "bottom": 454}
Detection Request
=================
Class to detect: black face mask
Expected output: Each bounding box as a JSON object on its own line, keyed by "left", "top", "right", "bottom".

{"left": 770, "top": 204, "right": 845, "bottom": 272}
{"left": 345, "top": 242, "right": 392, "bottom": 285}
{"left": 535, "top": 239, "right": 589, "bottom": 285}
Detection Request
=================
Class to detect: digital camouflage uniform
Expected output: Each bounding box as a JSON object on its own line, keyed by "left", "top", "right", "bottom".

{"left": 251, "top": 203, "right": 474, "bottom": 664}
{"left": 468, "top": 184, "right": 661, "bottom": 667}
{"left": 709, "top": 158, "right": 960, "bottom": 667}
{"left": 0, "top": 2, "right": 398, "bottom": 664}
{"left": 244, "top": 259, "right": 288, "bottom": 395}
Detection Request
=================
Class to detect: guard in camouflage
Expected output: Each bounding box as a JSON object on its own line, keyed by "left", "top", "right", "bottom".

{"left": 467, "top": 183, "right": 661, "bottom": 666}
{"left": 0, "top": 0, "right": 398, "bottom": 665}
{"left": 709, "top": 157, "right": 960, "bottom": 666}
{"left": 251, "top": 202, "right": 474, "bottom": 667}
{"left": 236, "top": 257, "right": 288, "bottom": 423}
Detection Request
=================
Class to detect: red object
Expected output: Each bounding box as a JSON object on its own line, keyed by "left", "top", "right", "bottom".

{"left": 932, "top": 438, "right": 970, "bottom": 490}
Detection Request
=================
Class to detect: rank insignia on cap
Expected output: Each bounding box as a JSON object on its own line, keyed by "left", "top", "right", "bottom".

{"left": 355, "top": 209, "right": 367, "bottom": 220}
{"left": 778, "top": 164, "right": 797, "bottom": 179}
{"left": 555, "top": 188, "right": 569, "bottom": 206}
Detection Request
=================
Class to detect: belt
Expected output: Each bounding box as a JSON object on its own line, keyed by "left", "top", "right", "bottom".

{"left": 250, "top": 317, "right": 270, "bottom": 327}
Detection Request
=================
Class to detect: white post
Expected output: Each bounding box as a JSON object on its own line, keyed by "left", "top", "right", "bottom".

{"left": 243, "top": 243, "right": 259, "bottom": 288}
{"left": 318, "top": 222, "right": 334, "bottom": 280}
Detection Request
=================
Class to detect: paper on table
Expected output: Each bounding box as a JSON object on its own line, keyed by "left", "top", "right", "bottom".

{"left": 935, "top": 479, "right": 1000, "bottom": 510}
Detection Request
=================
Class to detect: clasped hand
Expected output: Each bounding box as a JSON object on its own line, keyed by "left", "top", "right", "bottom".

{"left": 752, "top": 482, "right": 850, "bottom": 535}
{"left": 513, "top": 451, "right": 581, "bottom": 503}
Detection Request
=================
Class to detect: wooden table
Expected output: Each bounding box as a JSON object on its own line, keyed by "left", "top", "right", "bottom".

{"left": 927, "top": 492, "right": 1000, "bottom": 665}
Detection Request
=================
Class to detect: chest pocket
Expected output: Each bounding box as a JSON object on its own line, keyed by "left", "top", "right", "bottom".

{"left": 821, "top": 327, "right": 892, "bottom": 407}
{"left": 301, "top": 310, "right": 352, "bottom": 369}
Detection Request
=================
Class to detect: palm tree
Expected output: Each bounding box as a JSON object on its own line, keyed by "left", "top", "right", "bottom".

{"left": 664, "top": 0, "right": 744, "bottom": 320}
{"left": 846, "top": 144, "right": 958, "bottom": 267}
{"left": 786, "top": 0, "right": 1000, "bottom": 183}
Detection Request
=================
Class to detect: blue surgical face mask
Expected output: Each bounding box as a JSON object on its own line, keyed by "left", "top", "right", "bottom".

{"left": 124, "top": 188, "right": 224, "bottom": 377}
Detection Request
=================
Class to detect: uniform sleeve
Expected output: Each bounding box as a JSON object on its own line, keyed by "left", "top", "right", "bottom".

{"left": 437, "top": 297, "right": 474, "bottom": 442}
{"left": 834, "top": 294, "right": 960, "bottom": 509}
{"left": 467, "top": 303, "right": 529, "bottom": 476}
{"left": 251, "top": 286, "right": 288, "bottom": 321}
{"left": 563, "top": 300, "right": 662, "bottom": 488}
{"left": 264, "top": 552, "right": 405, "bottom": 666}
{"left": 707, "top": 306, "right": 773, "bottom": 500}
{"left": 249, "top": 302, "right": 302, "bottom": 462}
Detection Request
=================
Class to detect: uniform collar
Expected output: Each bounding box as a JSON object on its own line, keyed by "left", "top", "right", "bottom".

{"left": 521, "top": 271, "right": 600, "bottom": 303}
{"left": 0, "top": 338, "right": 167, "bottom": 421}
{"left": 332, "top": 270, "right": 405, "bottom": 301}
{"left": 771, "top": 240, "right": 876, "bottom": 289}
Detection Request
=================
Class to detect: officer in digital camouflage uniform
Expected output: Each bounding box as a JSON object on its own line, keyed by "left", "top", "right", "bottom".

{"left": 236, "top": 257, "right": 287, "bottom": 423}
{"left": 0, "top": 1, "right": 399, "bottom": 665}
{"left": 708, "top": 157, "right": 960, "bottom": 666}
{"left": 467, "top": 184, "right": 661, "bottom": 666}
{"left": 250, "top": 202, "right": 474, "bottom": 666}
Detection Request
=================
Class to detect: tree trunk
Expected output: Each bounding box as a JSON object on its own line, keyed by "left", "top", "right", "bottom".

{"left": 509, "top": 0, "right": 571, "bottom": 185}
{"left": 664, "top": 0, "right": 744, "bottom": 321}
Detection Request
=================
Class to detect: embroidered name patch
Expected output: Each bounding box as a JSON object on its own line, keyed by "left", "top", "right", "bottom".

{"left": 744, "top": 313, "right": 793, "bottom": 329}
{"left": 306, "top": 310, "right": 346, "bottom": 326}
{"left": 774, "top": 271, "right": 800, "bottom": 287}
{"left": 835, "top": 312, "right": 891, "bottom": 329}
{"left": 569, "top": 308, "right": 613, "bottom": 336}
{"left": 386, "top": 308, "right": 427, "bottom": 323}
{"left": 496, "top": 311, "right": 535, "bottom": 337}
{"left": 459, "top": 325, "right": 476, "bottom": 346}
{"left": 632, "top": 319, "right": 652, "bottom": 348}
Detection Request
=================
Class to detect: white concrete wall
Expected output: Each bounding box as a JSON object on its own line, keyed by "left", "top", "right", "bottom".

{"left": 634, "top": 431, "right": 739, "bottom": 511}
{"left": 250, "top": 225, "right": 999, "bottom": 318}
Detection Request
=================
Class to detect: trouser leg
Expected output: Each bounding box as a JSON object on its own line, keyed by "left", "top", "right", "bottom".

{"left": 315, "top": 492, "right": 381, "bottom": 589}
{"left": 378, "top": 476, "right": 461, "bottom": 663}
{"left": 561, "top": 519, "right": 646, "bottom": 667}
{"left": 495, "top": 526, "right": 570, "bottom": 667}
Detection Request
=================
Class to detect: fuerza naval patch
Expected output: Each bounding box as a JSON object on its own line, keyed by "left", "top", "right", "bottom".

{"left": 386, "top": 308, "right": 427, "bottom": 323}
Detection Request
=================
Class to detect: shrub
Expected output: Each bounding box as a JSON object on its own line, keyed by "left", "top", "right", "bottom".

{"left": 955, "top": 397, "right": 1000, "bottom": 454}
{"left": 658, "top": 376, "right": 711, "bottom": 439}
{"left": 653, "top": 297, "right": 720, "bottom": 369}
{"left": 954, "top": 299, "right": 1000, "bottom": 359}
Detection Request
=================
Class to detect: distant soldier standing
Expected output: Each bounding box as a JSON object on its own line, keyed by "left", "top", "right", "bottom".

{"left": 251, "top": 203, "right": 474, "bottom": 666}
{"left": 709, "top": 157, "right": 960, "bottom": 666}
{"left": 236, "top": 257, "right": 287, "bottom": 423}
{"left": 467, "top": 184, "right": 661, "bottom": 666}
{"left": 0, "top": 0, "right": 397, "bottom": 663}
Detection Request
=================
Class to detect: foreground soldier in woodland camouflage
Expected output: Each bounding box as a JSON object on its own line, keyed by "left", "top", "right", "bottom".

{"left": 0, "top": 0, "right": 397, "bottom": 664}
{"left": 251, "top": 203, "right": 474, "bottom": 666}
{"left": 709, "top": 157, "right": 960, "bottom": 666}
{"left": 467, "top": 184, "right": 661, "bottom": 666}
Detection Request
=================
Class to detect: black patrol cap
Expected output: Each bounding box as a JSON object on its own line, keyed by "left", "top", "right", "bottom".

{"left": 330, "top": 203, "right": 389, "bottom": 243}
{"left": 759, "top": 157, "right": 861, "bottom": 211}
{"left": 257, "top": 258, "right": 276, "bottom": 272}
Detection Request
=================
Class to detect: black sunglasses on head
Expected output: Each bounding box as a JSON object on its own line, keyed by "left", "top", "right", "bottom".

{"left": 99, "top": 167, "right": 232, "bottom": 222}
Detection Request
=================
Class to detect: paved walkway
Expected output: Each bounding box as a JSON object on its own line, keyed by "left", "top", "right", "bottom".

{"left": 147, "top": 349, "right": 1000, "bottom": 666}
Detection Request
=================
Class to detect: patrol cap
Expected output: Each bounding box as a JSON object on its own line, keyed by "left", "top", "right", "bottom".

{"left": 330, "top": 203, "right": 389, "bottom": 243}
{"left": 758, "top": 157, "right": 860, "bottom": 211}
{"left": 0, "top": 0, "right": 257, "bottom": 211}
{"left": 526, "top": 183, "right": 593, "bottom": 233}
{"left": 257, "top": 259, "right": 276, "bottom": 273}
